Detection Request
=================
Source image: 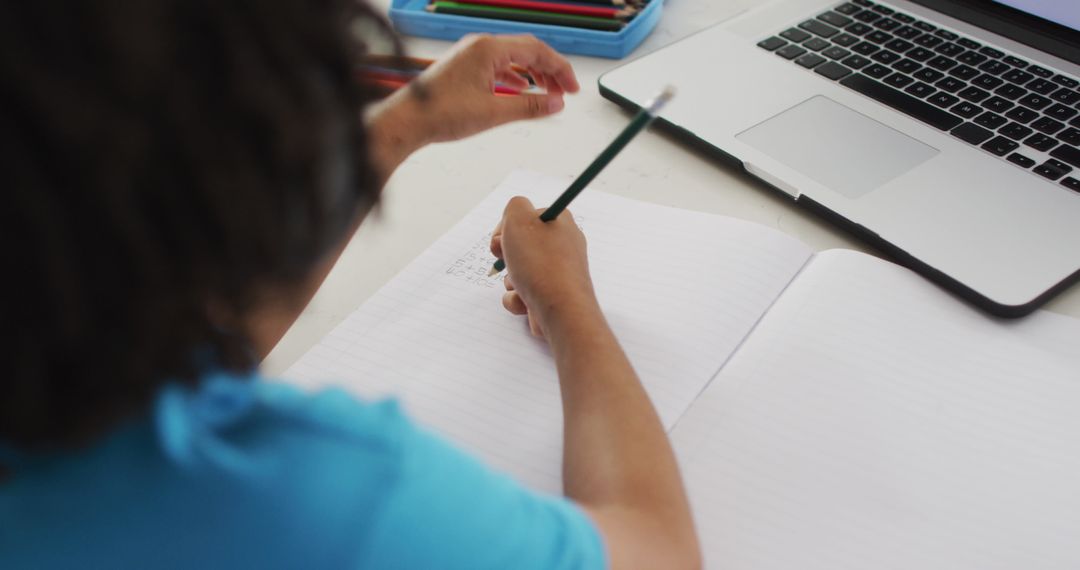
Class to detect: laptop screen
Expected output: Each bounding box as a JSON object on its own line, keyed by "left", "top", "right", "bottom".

{"left": 990, "top": 1, "right": 1080, "bottom": 33}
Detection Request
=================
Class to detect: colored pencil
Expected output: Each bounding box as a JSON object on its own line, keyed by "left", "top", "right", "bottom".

{"left": 530, "top": 0, "right": 629, "bottom": 6}
{"left": 448, "top": 0, "right": 634, "bottom": 19}
{"left": 488, "top": 86, "right": 676, "bottom": 276}
{"left": 428, "top": 2, "right": 626, "bottom": 32}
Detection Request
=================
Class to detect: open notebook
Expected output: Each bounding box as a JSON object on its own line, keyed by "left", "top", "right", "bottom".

{"left": 285, "top": 170, "right": 1080, "bottom": 568}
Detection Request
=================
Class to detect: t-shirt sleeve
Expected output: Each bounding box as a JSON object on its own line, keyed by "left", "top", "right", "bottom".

{"left": 361, "top": 413, "right": 608, "bottom": 570}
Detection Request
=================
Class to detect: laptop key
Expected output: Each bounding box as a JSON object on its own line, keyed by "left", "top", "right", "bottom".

{"left": 1033, "top": 159, "right": 1071, "bottom": 180}
{"left": 831, "top": 33, "right": 860, "bottom": 47}
{"left": 892, "top": 13, "right": 915, "bottom": 24}
{"left": 926, "top": 56, "right": 956, "bottom": 71}
{"left": 974, "top": 111, "right": 1007, "bottom": 129}
{"left": 854, "top": 10, "right": 882, "bottom": 23}
{"left": 957, "top": 51, "right": 988, "bottom": 66}
{"left": 1049, "top": 144, "right": 1080, "bottom": 169}
{"left": 981, "top": 136, "right": 1019, "bottom": 156}
{"left": 934, "top": 29, "right": 958, "bottom": 40}
{"left": 1026, "top": 64, "right": 1053, "bottom": 78}
{"left": 841, "top": 55, "right": 872, "bottom": 69}
{"left": 852, "top": 41, "right": 880, "bottom": 55}
{"left": 951, "top": 122, "right": 994, "bottom": 145}
{"left": 1018, "top": 94, "right": 1052, "bottom": 110}
{"left": 795, "top": 53, "right": 828, "bottom": 68}
{"left": 1005, "top": 106, "right": 1039, "bottom": 123}
{"left": 1047, "top": 104, "right": 1079, "bottom": 121}
{"left": 1058, "top": 128, "right": 1080, "bottom": 146}
{"left": 978, "top": 46, "right": 1004, "bottom": 58}
{"left": 1050, "top": 88, "right": 1080, "bottom": 105}
{"left": 884, "top": 72, "right": 914, "bottom": 88}
{"left": 915, "top": 35, "right": 944, "bottom": 48}
{"left": 904, "top": 81, "right": 936, "bottom": 98}
{"left": 1024, "top": 133, "right": 1058, "bottom": 152}
{"left": 1062, "top": 177, "right": 1080, "bottom": 192}
{"left": 814, "top": 61, "right": 854, "bottom": 80}
{"left": 978, "top": 60, "right": 1010, "bottom": 75}
{"left": 914, "top": 68, "right": 945, "bottom": 82}
{"left": 758, "top": 37, "right": 788, "bottom": 51}
{"left": 999, "top": 122, "right": 1033, "bottom": 141}
{"left": 803, "top": 37, "right": 831, "bottom": 51}
{"left": 935, "top": 42, "right": 964, "bottom": 57}
{"left": 894, "top": 25, "right": 922, "bottom": 39}
{"left": 863, "top": 63, "right": 892, "bottom": 78}
{"left": 840, "top": 73, "right": 963, "bottom": 130}
{"left": 1007, "top": 153, "right": 1036, "bottom": 168}
{"left": 874, "top": 18, "right": 901, "bottom": 32}
{"left": 972, "top": 74, "right": 1004, "bottom": 89}
{"left": 958, "top": 86, "right": 990, "bottom": 103}
{"left": 982, "top": 96, "right": 1013, "bottom": 113}
{"left": 914, "top": 21, "right": 936, "bottom": 32}
{"left": 835, "top": 3, "right": 862, "bottom": 15}
{"left": 1052, "top": 75, "right": 1079, "bottom": 89}
{"left": 884, "top": 38, "right": 914, "bottom": 53}
{"left": 1072, "top": 116, "right": 1080, "bottom": 128}
{"left": 780, "top": 28, "right": 812, "bottom": 42}
{"left": 866, "top": 30, "right": 892, "bottom": 44}
{"left": 852, "top": 0, "right": 873, "bottom": 6}
{"left": 994, "top": 84, "right": 1027, "bottom": 100}
{"left": 822, "top": 46, "right": 852, "bottom": 60}
{"left": 927, "top": 92, "right": 960, "bottom": 108}
{"left": 1002, "top": 56, "right": 1027, "bottom": 68}
{"left": 906, "top": 47, "right": 935, "bottom": 62}
{"left": 892, "top": 58, "right": 921, "bottom": 74}
{"left": 775, "top": 45, "right": 808, "bottom": 60}
{"left": 957, "top": 37, "right": 981, "bottom": 50}
{"left": 799, "top": 19, "right": 840, "bottom": 38}
{"left": 818, "top": 11, "right": 853, "bottom": 27}
{"left": 949, "top": 65, "right": 980, "bottom": 81}
{"left": 1002, "top": 70, "right": 1035, "bottom": 85}
{"left": 1031, "top": 117, "right": 1065, "bottom": 135}
{"left": 871, "top": 50, "right": 901, "bottom": 64}
{"left": 845, "top": 22, "right": 874, "bottom": 36}
{"left": 1027, "top": 79, "right": 1057, "bottom": 95}
{"left": 951, "top": 102, "right": 981, "bottom": 119}
{"left": 935, "top": 77, "right": 965, "bottom": 93}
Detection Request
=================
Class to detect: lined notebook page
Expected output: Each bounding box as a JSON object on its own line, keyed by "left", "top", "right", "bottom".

{"left": 671, "top": 249, "right": 1080, "bottom": 569}
{"left": 285, "top": 170, "right": 812, "bottom": 492}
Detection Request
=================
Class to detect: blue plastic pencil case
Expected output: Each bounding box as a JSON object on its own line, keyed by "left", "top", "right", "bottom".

{"left": 389, "top": 0, "right": 663, "bottom": 59}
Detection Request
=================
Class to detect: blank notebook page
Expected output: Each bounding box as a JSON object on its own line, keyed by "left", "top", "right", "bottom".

{"left": 285, "top": 170, "right": 812, "bottom": 493}
{"left": 671, "top": 249, "right": 1080, "bottom": 570}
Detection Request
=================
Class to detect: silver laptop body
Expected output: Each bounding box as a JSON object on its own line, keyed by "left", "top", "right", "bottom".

{"left": 600, "top": 0, "right": 1080, "bottom": 316}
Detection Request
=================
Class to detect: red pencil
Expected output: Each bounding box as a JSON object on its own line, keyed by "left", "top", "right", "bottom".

{"left": 448, "top": 0, "right": 633, "bottom": 19}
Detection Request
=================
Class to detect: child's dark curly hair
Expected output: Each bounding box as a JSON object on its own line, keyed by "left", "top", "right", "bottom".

{"left": 1, "top": 0, "right": 394, "bottom": 450}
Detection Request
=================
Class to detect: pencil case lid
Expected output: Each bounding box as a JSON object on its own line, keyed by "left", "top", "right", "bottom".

{"left": 389, "top": 0, "right": 663, "bottom": 59}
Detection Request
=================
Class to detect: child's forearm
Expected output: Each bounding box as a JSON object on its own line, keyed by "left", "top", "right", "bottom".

{"left": 545, "top": 304, "right": 701, "bottom": 569}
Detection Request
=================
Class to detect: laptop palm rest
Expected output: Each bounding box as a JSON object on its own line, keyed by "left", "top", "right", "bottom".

{"left": 736, "top": 96, "right": 939, "bottom": 199}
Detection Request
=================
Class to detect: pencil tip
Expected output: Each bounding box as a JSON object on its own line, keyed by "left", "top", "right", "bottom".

{"left": 487, "top": 268, "right": 500, "bottom": 277}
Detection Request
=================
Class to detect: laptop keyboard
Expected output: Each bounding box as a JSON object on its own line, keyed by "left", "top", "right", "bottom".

{"left": 757, "top": 0, "right": 1080, "bottom": 194}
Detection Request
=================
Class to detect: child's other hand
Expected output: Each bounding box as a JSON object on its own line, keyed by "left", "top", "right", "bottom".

{"left": 490, "top": 197, "right": 598, "bottom": 339}
{"left": 390, "top": 34, "right": 579, "bottom": 145}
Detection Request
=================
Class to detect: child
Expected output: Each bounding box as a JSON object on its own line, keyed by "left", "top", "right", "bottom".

{"left": 1, "top": 1, "right": 699, "bottom": 568}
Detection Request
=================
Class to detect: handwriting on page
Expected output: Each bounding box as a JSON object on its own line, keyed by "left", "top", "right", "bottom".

{"left": 443, "top": 216, "right": 588, "bottom": 288}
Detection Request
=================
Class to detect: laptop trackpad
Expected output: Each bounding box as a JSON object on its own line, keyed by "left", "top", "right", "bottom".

{"left": 736, "top": 95, "right": 938, "bottom": 198}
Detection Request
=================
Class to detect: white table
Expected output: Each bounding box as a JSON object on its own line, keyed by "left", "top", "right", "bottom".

{"left": 263, "top": 0, "right": 1080, "bottom": 375}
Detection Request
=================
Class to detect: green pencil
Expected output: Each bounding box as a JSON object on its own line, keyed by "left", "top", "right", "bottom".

{"left": 428, "top": 1, "right": 625, "bottom": 32}
{"left": 488, "top": 86, "right": 676, "bottom": 276}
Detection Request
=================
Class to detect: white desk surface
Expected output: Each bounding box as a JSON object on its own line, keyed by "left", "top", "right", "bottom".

{"left": 263, "top": 0, "right": 1080, "bottom": 375}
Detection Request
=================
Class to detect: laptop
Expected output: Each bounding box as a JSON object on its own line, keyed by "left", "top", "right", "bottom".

{"left": 599, "top": 0, "right": 1080, "bottom": 317}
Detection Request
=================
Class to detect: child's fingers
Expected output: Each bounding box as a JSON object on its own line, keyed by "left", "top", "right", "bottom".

{"left": 502, "top": 291, "right": 528, "bottom": 315}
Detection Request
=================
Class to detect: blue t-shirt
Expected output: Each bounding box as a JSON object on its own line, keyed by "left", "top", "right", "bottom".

{"left": 0, "top": 373, "right": 606, "bottom": 569}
